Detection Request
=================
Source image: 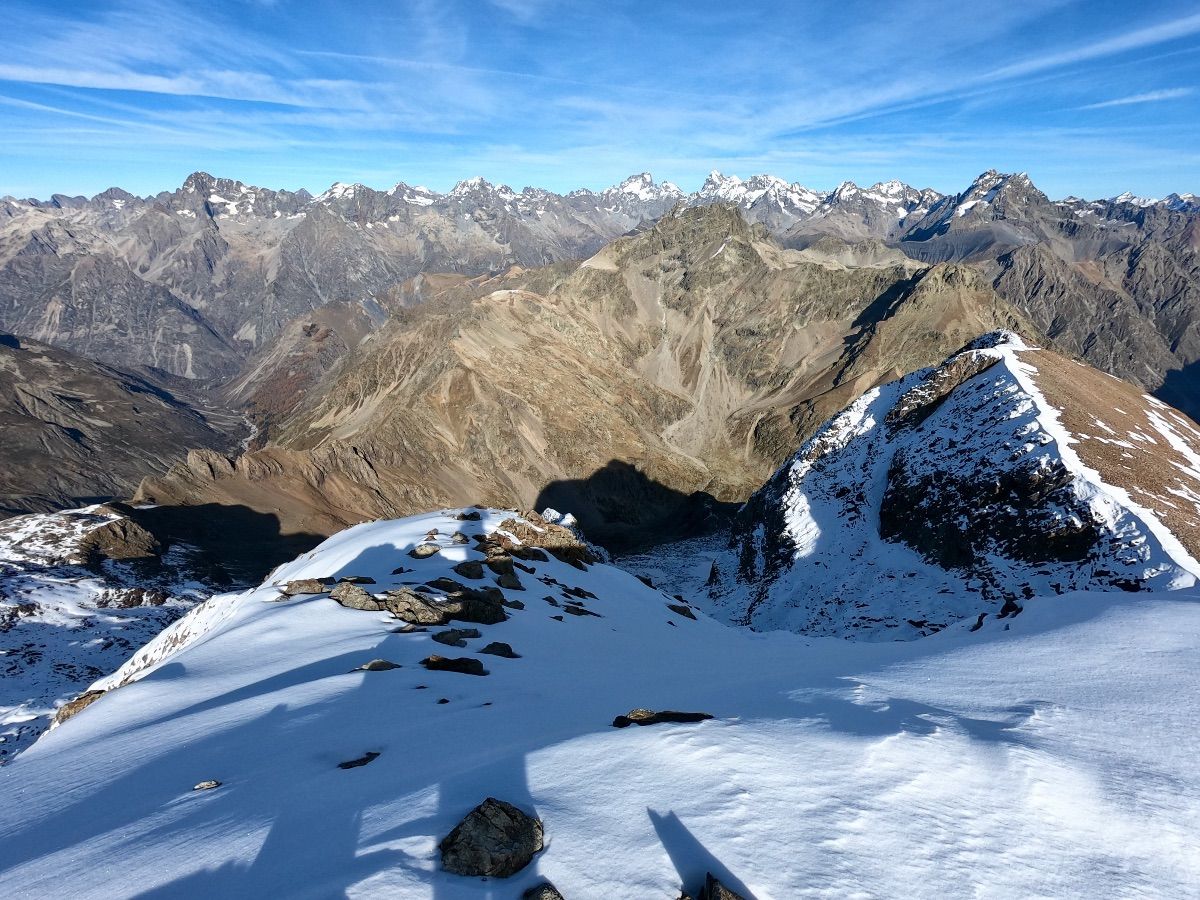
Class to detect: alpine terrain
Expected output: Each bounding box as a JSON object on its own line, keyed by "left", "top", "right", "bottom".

{"left": 2, "top": 169, "right": 1199, "bottom": 900}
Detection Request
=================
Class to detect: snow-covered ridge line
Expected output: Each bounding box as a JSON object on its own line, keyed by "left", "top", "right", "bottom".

{"left": 718, "top": 331, "right": 1200, "bottom": 639}
{"left": 1003, "top": 349, "right": 1200, "bottom": 582}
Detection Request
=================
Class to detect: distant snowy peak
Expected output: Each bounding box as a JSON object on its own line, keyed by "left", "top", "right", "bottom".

{"left": 607, "top": 172, "right": 685, "bottom": 202}
{"left": 314, "top": 181, "right": 370, "bottom": 203}
{"left": 819, "top": 179, "right": 942, "bottom": 220}
{"left": 727, "top": 331, "right": 1200, "bottom": 638}
{"left": 386, "top": 182, "right": 438, "bottom": 206}
{"left": 695, "top": 170, "right": 824, "bottom": 214}
{"left": 1111, "top": 190, "right": 1159, "bottom": 208}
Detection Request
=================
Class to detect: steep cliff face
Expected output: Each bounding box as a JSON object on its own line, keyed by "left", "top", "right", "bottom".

{"left": 136, "top": 207, "right": 1039, "bottom": 549}
{"left": 725, "top": 332, "right": 1200, "bottom": 639}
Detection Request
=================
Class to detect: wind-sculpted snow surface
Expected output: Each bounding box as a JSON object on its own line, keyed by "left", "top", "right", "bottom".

{"left": 725, "top": 332, "right": 1200, "bottom": 638}
{"left": 1, "top": 508, "right": 1199, "bottom": 897}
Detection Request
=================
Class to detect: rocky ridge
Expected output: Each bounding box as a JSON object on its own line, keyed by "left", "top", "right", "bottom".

{"left": 716, "top": 332, "right": 1200, "bottom": 637}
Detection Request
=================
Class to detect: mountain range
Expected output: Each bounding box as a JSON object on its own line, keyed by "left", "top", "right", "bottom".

{"left": 3, "top": 167, "right": 1198, "bottom": 531}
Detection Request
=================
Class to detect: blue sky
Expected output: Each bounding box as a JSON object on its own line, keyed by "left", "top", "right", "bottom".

{"left": 1, "top": 0, "right": 1199, "bottom": 200}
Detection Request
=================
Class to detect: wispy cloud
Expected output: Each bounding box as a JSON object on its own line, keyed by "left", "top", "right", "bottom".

{"left": 1079, "top": 87, "right": 1194, "bottom": 110}
{"left": 1, "top": 0, "right": 1198, "bottom": 200}
{"left": 986, "top": 11, "right": 1200, "bottom": 80}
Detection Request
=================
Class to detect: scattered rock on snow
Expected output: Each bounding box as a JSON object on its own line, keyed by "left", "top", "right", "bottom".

{"left": 667, "top": 603, "right": 697, "bottom": 620}
{"left": 496, "top": 572, "right": 524, "bottom": 591}
{"left": 422, "top": 655, "right": 488, "bottom": 676}
{"left": 51, "top": 690, "right": 105, "bottom": 727}
{"left": 331, "top": 582, "right": 384, "bottom": 611}
{"left": 337, "top": 575, "right": 376, "bottom": 584}
{"left": 479, "top": 642, "right": 520, "bottom": 658}
{"left": 453, "top": 510, "right": 482, "bottom": 521}
{"left": 383, "top": 584, "right": 507, "bottom": 626}
{"left": 497, "top": 512, "right": 602, "bottom": 568}
{"left": 453, "top": 560, "right": 485, "bottom": 580}
{"left": 281, "top": 578, "right": 330, "bottom": 597}
{"left": 698, "top": 873, "right": 747, "bottom": 900}
{"left": 356, "top": 659, "right": 402, "bottom": 672}
{"left": 523, "top": 883, "right": 565, "bottom": 899}
{"left": 485, "top": 555, "right": 515, "bottom": 576}
{"left": 451, "top": 531, "right": 470, "bottom": 544}
{"left": 439, "top": 797, "right": 544, "bottom": 877}
{"left": 338, "top": 751, "right": 381, "bottom": 769}
{"left": 562, "top": 603, "right": 600, "bottom": 618}
{"left": 433, "top": 627, "right": 482, "bottom": 647}
{"left": 612, "top": 708, "right": 714, "bottom": 728}
{"left": 408, "top": 543, "right": 441, "bottom": 559}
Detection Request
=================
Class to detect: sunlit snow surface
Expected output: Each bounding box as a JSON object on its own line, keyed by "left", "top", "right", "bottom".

{"left": 1, "top": 508, "right": 1197, "bottom": 898}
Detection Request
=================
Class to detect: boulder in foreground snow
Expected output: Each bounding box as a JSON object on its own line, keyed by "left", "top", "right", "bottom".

{"left": 439, "top": 797, "right": 544, "bottom": 877}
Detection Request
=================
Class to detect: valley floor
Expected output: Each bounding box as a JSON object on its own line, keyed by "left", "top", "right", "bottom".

{"left": 0, "top": 511, "right": 1197, "bottom": 898}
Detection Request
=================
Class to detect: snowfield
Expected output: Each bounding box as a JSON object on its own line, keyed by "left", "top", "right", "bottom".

{"left": 1, "top": 509, "right": 1198, "bottom": 898}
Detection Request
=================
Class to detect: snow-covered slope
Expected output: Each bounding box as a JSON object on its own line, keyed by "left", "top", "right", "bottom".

{"left": 0, "top": 506, "right": 214, "bottom": 761}
{"left": 717, "top": 332, "right": 1200, "bottom": 638}
{"left": 2, "top": 507, "right": 1199, "bottom": 897}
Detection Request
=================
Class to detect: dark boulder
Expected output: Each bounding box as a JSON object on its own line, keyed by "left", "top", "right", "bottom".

{"left": 453, "top": 560, "right": 485, "bottom": 580}
{"left": 422, "top": 655, "right": 488, "bottom": 676}
{"left": 433, "top": 627, "right": 481, "bottom": 647}
{"left": 479, "top": 641, "right": 520, "bottom": 658}
{"left": 523, "top": 883, "right": 565, "bottom": 899}
{"left": 612, "top": 708, "right": 713, "bottom": 728}
{"left": 338, "top": 751, "right": 380, "bottom": 769}
{"left": 439, "top": 797, "right": 543, "bottom": 877}
{"left": 496, "top": 572, "right": 524, "bottom": 591}
{"left": 383, "top": 583, "right": 507, "bottom": 626}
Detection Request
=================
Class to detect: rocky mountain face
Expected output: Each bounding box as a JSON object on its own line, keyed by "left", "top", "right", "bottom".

{"left": 134, "top": 205, "right": 1038, "bottom": 549}
{"left": 0, "top": 333, "right": 243, "bottom": 516}
{"left": 0, "top": 171, "right": 686, "bottom": 382}
{"left": 896, "top": 171, "right": 1200, "bottom": 416}
{"left": 719, "top": 331, "right": 1200, "bottom": 638}
{"left": 2, "top": 166, "right": 1198, "bottom": 532}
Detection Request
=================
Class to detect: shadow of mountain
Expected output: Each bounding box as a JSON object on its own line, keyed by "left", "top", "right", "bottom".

{"left": 535, "top": 460, "right": 739, "bottom": 555}
{"left": 1154, "top": 360, "right": 1200, "bottom": 425}
{"left": 110, "top": 501, "right": 324, "bottom": 586}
